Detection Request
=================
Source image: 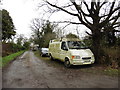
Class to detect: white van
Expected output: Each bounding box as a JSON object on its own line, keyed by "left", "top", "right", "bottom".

{"left": 49, "top": 38, "right": 95, "bottom": 67}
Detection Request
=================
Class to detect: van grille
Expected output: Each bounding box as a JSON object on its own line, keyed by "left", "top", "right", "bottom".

{"left": 82, "top": 57, "right": 91, "bottom": 60}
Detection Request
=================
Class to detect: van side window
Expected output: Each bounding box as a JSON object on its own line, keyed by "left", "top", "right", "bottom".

{"left": 61, "top": 42, "right": 67, "bottom": 50}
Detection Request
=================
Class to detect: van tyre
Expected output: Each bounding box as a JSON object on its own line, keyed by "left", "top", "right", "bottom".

{"left": 64, "top": 59, "right": 71, "bottom": 68}
{"left": 50, "top": 54, "right": 54, "bottom": 60}
{"left": 41, "top": 54, "right": 43, "bottom": 57}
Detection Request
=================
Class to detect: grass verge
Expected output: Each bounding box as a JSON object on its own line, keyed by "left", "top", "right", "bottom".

{"left": 80, "top": 66, "right": 119, "bottom": 77}
{"left": 34, "top": 50, "right": 119, "bottom": 77}
{"left": 103, "top": 67, "right": 119, "bottom": 77}
{"left": 34, "top": 51, "right": 64, "bottom": 68}
{"left": 1, "top": 51, "right": 25, "bottom": 67}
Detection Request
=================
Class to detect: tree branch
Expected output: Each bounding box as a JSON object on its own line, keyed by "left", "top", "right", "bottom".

{"left": 83, "top": 0, "right": 90, "bottom": 13}
{"left": 85, "top": 31, "right": 92, "bottom": 36}
{"left": 72, "top": 1, "right": 92, "bottom": 30}
{"left": 46, "top": 1, "right": 78, "bottom": 16}
{"left": 100, "top": 1, "right": 120, "bottom": 27}
{"left": 53, "top": 21, "right": 82, "bottom": 24}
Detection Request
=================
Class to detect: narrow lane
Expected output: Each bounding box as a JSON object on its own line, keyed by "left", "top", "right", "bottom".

{"left": 2, "top": 51, "right": 118, "bottom": 88}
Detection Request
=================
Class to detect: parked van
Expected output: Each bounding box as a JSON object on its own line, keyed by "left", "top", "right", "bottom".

{"left": 49, "top": 38, "right": 95, "bottom": 67}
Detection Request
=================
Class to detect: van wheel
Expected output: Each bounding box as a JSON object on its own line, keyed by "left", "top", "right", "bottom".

{"left": 64, "top": 59, "right": 71, "bottom": 68}
{"left": 50, "top": 54, "right": 54, "bottom": 60}
{"left": 41, "top": 54, "right": 43, "bottom": 57}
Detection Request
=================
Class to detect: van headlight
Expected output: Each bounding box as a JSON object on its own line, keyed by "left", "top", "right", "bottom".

{"left": 72, "top": 56, "right": 80, "bottom": 59}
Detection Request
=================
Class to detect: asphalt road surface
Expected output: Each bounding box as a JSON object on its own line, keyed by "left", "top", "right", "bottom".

{"left": 2, "top": 51, "right": 118, "bottom": 88}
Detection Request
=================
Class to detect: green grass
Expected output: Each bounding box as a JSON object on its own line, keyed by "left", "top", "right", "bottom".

{"left": 1, "top": 51, "right": 25, "bottom": 67}
{"left": 103, "top": 67, "right": 119, "bottom": 76}
{"left": 0, "top": 56, "right": 2, "bottom": 67}
{"left": 80, "top": 66, "right": 119, "bottom": 77}
{"left": 34, "top": 51, "right": 64, "bottom": 68}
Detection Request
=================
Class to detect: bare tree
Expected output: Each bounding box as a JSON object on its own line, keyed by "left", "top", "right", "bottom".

{"left": 16, "top": 34, "right": 24, "bottom": 45}
{"left": 54, "top": 26, "right": 66, "bottom": 38}
{"left": 41, "top": 0, "right": 120, "bottom": 62}
{"left": 30, "top": 19, "right": 57, "bottom": 48}
{"left": 30, "top": 18, "right": 45, "bottom": 48}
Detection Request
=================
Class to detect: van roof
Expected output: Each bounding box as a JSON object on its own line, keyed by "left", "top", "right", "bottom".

{"left": 50, "top": 38, "right": 81, "bottom": 42}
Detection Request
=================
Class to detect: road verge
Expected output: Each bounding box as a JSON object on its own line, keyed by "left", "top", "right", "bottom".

{"left": 34, "top": 50, "right": 119, "bottom": 77}
{"left": 1, "top": 50, "right": 25, "bottom": 67}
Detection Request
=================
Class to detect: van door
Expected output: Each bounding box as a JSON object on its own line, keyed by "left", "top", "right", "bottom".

{"left": 54, "top": 43, "right": 60, "bottom": 59}
{"left": 60, "top": 42, "right": 68, "bottom": 61}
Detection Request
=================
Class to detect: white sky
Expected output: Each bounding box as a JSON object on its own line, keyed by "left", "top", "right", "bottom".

{"left": 1, "top": 0, "right": 89, "bottom": 39}
{"left": 2, "top": 0, "right": 39, "bottom": 38}
{"left": 2, "top": 0, "right": 119, "bottom": 39}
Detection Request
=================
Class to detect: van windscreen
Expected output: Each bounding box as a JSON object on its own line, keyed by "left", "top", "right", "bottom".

{"left": 67, "top": 41, "right": 87, "bottom": 49}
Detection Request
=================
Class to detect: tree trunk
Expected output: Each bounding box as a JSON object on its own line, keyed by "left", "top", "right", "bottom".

{"left": 92, "top": 29, "right": 101, "bottom": 64}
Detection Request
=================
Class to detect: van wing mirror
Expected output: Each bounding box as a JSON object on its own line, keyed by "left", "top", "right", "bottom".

{"left": 64, "top": 48, "right": 68, "bottom": 51}
{"left": 63, "top": 48, "right": 68, "bottom": 51}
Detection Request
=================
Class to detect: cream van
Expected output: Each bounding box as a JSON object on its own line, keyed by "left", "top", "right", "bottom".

{"left": 49, "top": 38, "right": 95, "bottom": 67}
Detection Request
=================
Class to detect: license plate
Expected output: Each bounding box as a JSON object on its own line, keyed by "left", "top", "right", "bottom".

{"left": 84, "top": 60, "right": 90, "bottom": 62}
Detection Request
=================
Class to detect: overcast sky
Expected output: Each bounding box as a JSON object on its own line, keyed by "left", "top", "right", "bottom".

{"left": 2, "top": 0, "right": 118, "bottom": 39}
{"left": 2, "top": 0, "right": 40, "bottom": 38}
{"left": 1, "top": 0, "right": 89, "bottom": 39}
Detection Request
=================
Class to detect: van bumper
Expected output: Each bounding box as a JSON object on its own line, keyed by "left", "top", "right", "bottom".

{"left": 70, "top": 60, "right": 95, "bottom": 65}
